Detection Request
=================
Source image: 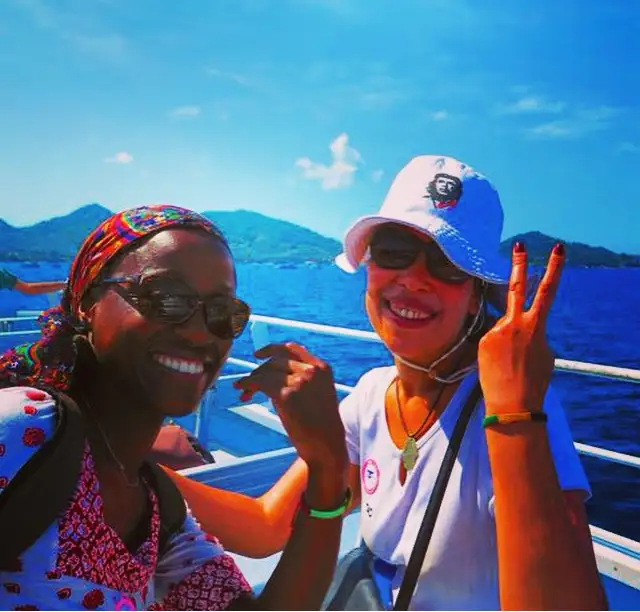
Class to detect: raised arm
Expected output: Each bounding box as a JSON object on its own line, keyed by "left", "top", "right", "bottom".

{"left": 15, "top": 278, "right": 67, "bottom": 295}
{"left": 479, "top": 242, "right": 606, "bottom": 610}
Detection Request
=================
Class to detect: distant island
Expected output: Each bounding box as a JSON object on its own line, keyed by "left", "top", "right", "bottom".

{"left": 0, "top": 204, "right": 638, "bottom": 268}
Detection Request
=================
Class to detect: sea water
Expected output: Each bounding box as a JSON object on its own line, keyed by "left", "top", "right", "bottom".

{"left": 1, "top": 261, "right": 638, "bottom": 542}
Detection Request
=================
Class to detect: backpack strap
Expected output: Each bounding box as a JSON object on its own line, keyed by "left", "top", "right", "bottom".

{"left": 143, "top": 461, "right": 188, "bottom": 554}
{"left": 0, "top": 391, "right": 85, "bottom": 569}
{"left": 0, "top": 388, "right": 187, "bottom": 566}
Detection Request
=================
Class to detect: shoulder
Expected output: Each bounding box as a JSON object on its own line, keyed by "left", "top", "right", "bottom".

{"left": 345, "top": 366, "right": 395, "bottom": 403}
{"left": 541, "top": 384, "right": 592, "bottom": 499}
{"left": 541, "top": 384, "right": 574, "bottom": 433}
{"left": 339, "top": 366, "right": 394, "bottom": 419}
{"left": 0, "top": 386, "right": 58, "bottom": 491}
{"left": 339, "top": 367, "right": 395, "bottom": 465}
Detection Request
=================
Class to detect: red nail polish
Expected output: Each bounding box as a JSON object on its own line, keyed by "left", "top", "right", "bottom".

{"left": 514, "top": 241, "right": 525, "bottom": 253}
{"left": 553, "top": 243, "right": 565, "bottom": 256}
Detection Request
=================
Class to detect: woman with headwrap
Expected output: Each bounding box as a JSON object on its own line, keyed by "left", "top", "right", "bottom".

{"left": 0, "top": 205, "right": 350, "bottom": 611}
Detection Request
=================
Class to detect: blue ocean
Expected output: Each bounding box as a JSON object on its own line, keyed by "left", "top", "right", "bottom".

{"left": 1, "top": 261, "right": 638, "bottom": 543}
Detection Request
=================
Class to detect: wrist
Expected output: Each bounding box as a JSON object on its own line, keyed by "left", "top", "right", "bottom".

{"left": 484, "top": 401, "right": 544, "bottom": 416}
{"left": 305, "top": 462, "right": 349, "bottom": 510}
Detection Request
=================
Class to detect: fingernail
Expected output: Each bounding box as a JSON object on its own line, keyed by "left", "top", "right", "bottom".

{"left": 553, "top": 242, "right": 565, "bottom": 256}
{"left": 514, "top": 241, "right": 525, "bottom": 253}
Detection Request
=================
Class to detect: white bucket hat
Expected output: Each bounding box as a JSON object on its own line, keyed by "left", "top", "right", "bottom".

{"left": 336, "top": 155, "right": 512, "bottom": 288}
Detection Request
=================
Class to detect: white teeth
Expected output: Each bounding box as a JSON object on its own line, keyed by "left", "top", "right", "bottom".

{"left": 155, "top": 354, "right": 204, "bottom": 375}
{"left": 389, "top": 303, "right": 433, "bottom": 320}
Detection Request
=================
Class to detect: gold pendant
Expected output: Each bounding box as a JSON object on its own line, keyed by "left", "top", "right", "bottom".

{"left": 402, "top": 437, "right": 419, "bottom": 471}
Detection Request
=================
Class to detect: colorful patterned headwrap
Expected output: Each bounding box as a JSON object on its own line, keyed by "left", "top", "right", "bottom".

{"left": 0, "top": 205, "right": 228, "bottom": 391}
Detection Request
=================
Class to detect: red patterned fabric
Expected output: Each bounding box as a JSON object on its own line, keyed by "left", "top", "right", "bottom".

{"left": 56, "top": 448, "right": 160, "bottom": 594}
{"left": 0, "top": 387, "right": 252, "bottom": 610}
{"left": 157, "top": 556, "right": 252, "bottom": 611}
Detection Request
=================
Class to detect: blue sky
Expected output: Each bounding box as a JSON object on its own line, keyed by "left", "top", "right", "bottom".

{"left": 0, "top": 0, "right": 639, "bottom": 252}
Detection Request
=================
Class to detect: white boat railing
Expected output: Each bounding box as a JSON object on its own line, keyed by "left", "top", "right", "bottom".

{"left": 234, "top": 315, "right": 640, "bottom": 469}
{"left": 1, "top": 311, "right": 639, "bottom": 470}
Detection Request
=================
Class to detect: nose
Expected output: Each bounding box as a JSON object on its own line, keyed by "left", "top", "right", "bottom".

{"left": 396, "top": 252, "right": 436, "bottom": 291}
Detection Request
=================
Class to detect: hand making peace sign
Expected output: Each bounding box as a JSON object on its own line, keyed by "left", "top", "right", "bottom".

{"left": 478, "top": 241, "right": 565, "bottom": 416}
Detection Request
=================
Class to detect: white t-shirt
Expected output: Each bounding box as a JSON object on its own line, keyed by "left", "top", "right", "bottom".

{"left": 340, "top": 366, "right": 591, "bottom": 611}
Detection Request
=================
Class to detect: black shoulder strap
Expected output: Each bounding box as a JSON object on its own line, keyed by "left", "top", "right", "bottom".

{"left": 143, "top": 461, "right": 188, "bottom": 554}
{"left": 0, "top": 391, "right": 85, "bottom": 569}
{"left": 393, "top": 381, "right": 483, "bottom": 611}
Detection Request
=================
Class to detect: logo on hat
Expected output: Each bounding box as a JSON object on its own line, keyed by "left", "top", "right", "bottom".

{"left": 424, "top": 173, "right": 462, "bottom": 209}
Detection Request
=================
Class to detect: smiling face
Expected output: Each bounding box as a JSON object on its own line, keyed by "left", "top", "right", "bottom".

{"left": 365, "top": 226, "right": 480, "bottom": 365}
{"left": 84, "top": 228, "right": 237, "bottom": 418}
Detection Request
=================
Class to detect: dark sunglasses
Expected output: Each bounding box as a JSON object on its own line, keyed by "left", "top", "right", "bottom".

{"left": 368, "top": 225, "right": 470, "bottom": 284}
{"left": 97, "top": 274, "right": 251, "bottom": 339}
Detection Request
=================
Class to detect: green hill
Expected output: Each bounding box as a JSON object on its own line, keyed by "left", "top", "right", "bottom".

{"left": 0, "top": 205, "right": 341, "bottom": 263}
{"left": 0, "top": 205, "right": 637, "bottom": 267}
{"left": 499, "top": 231, "right": 640, "bottom": 268}
{"left": 202, "top": 210, "right": 341, "bottom": 263}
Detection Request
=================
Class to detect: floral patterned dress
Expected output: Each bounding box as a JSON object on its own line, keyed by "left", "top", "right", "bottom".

{"left": 0, "top": 387, "right": 252, "bottom": 611}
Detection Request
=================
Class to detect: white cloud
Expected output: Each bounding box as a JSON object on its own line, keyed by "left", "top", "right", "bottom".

{"left": 371, "top": 169, "right": 384, "bottom": 182}
{"left": 205, "top": 67, "right": 252, "bottom": 87}
{"left": 15, "top": 0, "right": 128, "bottom": 62}
{"left": 170, "top": 105, "right": 201, "bottom": 118}
{"left": 430, "top": 110, "right": 450, "bottom": 121}
{"left": 295, "top": 133, "right": 363, "bottom": 190}
{"left": 616, "top": 142, "right": 640, "bottom": 154}
{"left": 500, "top": 96, "right": 565, "bottom": 115}
{"left": 528, "top": 106, "right": 621, "bottom": 140}
{"left": 104, "top": 151, "right": 133, "bottom": 164}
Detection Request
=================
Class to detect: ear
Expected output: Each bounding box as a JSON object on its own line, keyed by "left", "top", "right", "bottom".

{"left": 76, "top": 298, "right": 98, "bottom": 333}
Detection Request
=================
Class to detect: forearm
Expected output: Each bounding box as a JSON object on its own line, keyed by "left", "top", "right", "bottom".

{"left": 257, "top": 464, "right": 348, "bottom": 610}
{"left": 15, "top": 279, "right": 66, "bottom": 295}
{"left": 165, "top": 468, "right": 287, "bottom": 557}
{"left": 487, "top": 422, "right": 605, "bottom": 610}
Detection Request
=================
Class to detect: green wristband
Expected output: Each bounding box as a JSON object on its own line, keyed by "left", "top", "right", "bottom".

{"left": 483, "top": 412, "right": 548, "bottom": 428}
{"left": 303, "top": 487, "right": 352, "bottom": 519}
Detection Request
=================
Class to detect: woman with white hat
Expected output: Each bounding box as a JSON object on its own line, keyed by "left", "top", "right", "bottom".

{"left": 170, "top": 155, "right": 605, "bottom": 610}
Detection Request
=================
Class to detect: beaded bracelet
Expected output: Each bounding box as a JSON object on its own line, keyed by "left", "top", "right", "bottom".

{"left": 482, "top": 412, "right": 548, "bottom": 428}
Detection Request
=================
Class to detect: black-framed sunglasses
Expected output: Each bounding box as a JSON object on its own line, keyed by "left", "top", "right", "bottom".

{"left": 367, "top": 225, "right": 470, "bottom": 285}
{"left": 97, "top": 274, "right": 251, "bottom": 340}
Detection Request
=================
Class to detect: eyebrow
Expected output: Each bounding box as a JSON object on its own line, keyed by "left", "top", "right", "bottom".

{"left": 141, "top": 268, "right": 235, "bottom": 294}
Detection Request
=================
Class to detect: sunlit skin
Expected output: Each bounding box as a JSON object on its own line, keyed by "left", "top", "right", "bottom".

{"left": 15, "top": 279, "right": 67, "bottom": 295}
{"left": 167, "top": 238, "right": 607, "bottom": 610}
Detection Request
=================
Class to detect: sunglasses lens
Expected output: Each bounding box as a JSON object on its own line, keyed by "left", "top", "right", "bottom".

{"left": 370, "top": 226, "right": 470, "bottom": 284}
{"left": 425, "top": 246, "right": 470, "bottom": 284}
{"left": 139, "top": 285, "right": 197, "bottom": 323}
{"left": 205, "top": 296, "right": 251, "bottom": 339}
{"left": 370, "top": 228, "right": 420, "bottom": 269}
{"left": 136, "top": 277, "right": 251, "bottom": 339}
